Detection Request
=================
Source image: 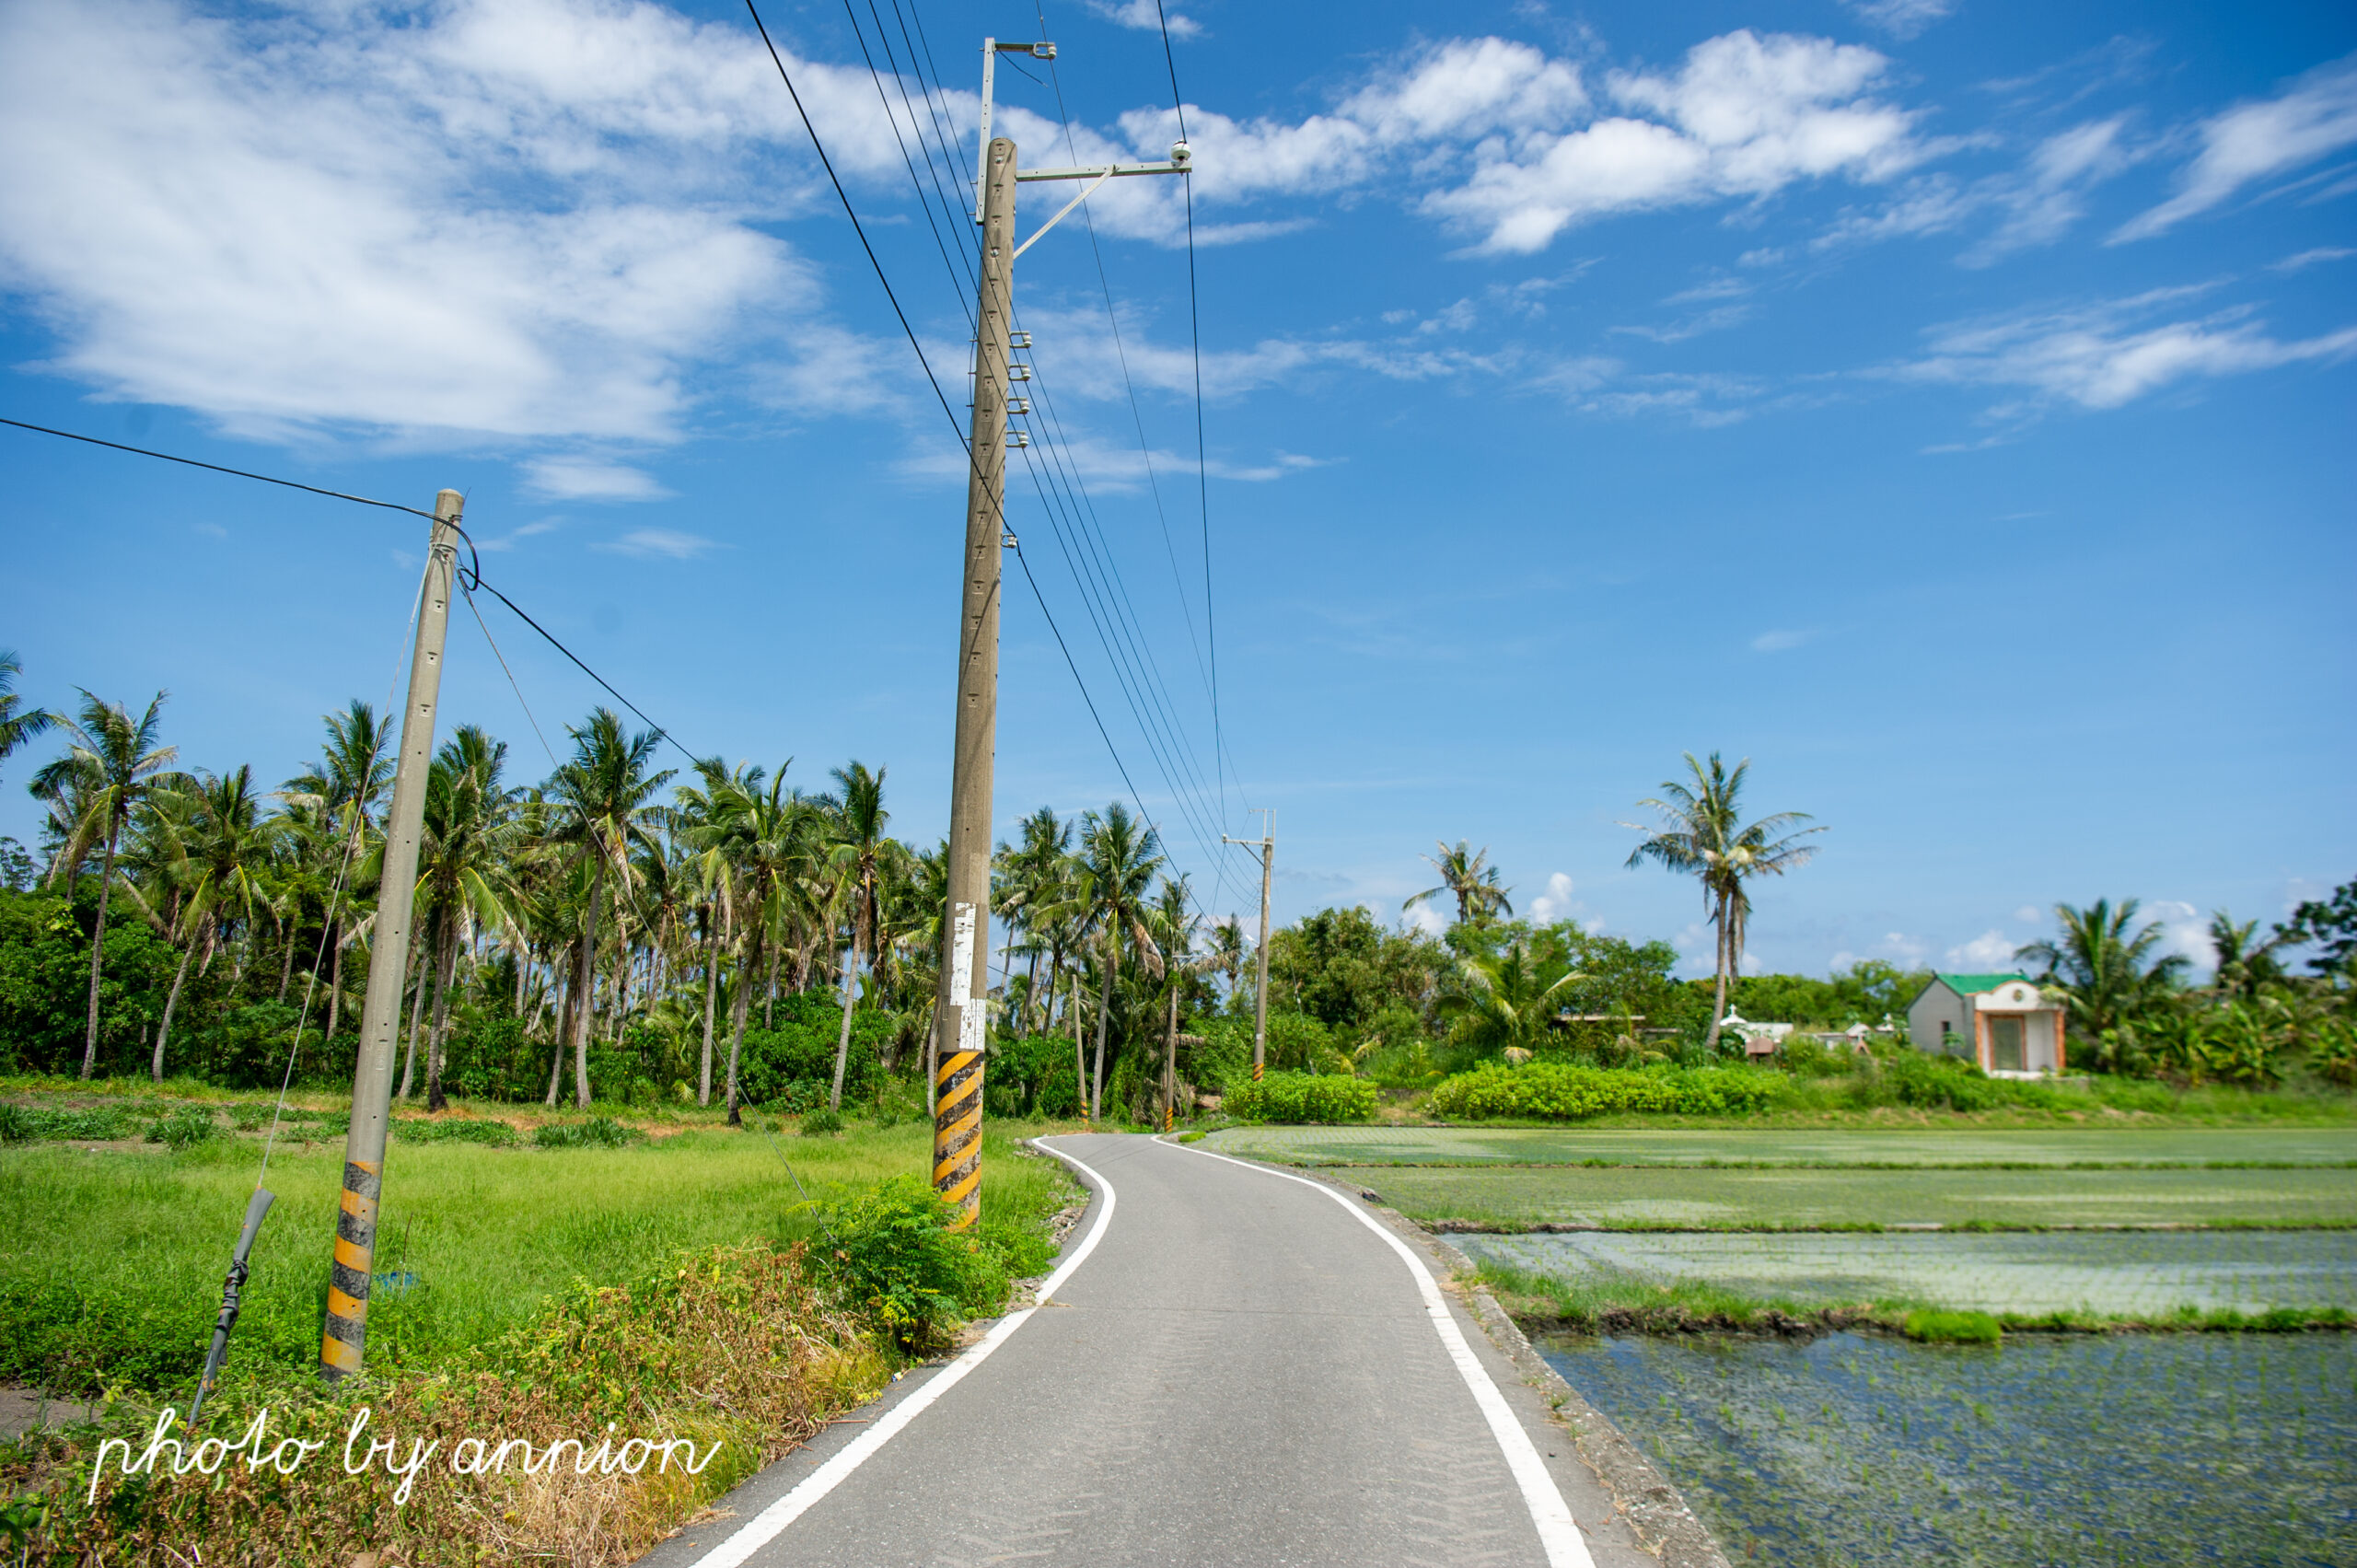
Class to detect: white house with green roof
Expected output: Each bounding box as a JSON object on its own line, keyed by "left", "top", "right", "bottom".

{"left": 1906, "top": 973, "right": 2067, "bottom": 1077}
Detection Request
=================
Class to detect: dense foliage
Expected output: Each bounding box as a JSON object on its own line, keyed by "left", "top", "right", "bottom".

{"left": 1430, "top": 1063, "right": 1789, "bottom": 1121}
{"left": 1223, "top": 1071, "right": 1379, "bottom": 1124}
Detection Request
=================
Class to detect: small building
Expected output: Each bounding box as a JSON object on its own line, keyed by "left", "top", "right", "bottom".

{"left": 1906, "top": 973, "right": 2066, "bottom": 1077}
{"left": 1721, "top": 1011, "right": 1791, "bottom": 1060}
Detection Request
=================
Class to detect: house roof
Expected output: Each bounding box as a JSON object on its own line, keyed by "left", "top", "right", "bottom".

{"left": 1937, "top": 972, "right": 2030, "bottom": 993}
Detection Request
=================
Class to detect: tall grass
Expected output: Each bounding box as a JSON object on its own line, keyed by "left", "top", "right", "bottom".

{"left": 0, "top": 1121, "right": 1074, "bottom": 1395}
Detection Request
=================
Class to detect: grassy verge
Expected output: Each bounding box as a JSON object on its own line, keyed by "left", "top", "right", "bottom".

{"left": 1472, "top": 1258, "right": 2356, "bottom": 1339}
{"left": 0, "top": 1112, "right": 1084, "bottom": 1564}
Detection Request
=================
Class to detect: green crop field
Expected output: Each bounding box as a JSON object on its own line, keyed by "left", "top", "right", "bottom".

{"left": 1466, "top": 1229, "right": 2357, "bottom": 1318}
{"left": 1203, "top": 1124, "right": 2357, "bottom": 1167}
{"left": 1342, "top": 1162, "right": 2357, "bottom": 1229}
{"left": 0, "top": 1120, "right": 1076, "bottom": 1391}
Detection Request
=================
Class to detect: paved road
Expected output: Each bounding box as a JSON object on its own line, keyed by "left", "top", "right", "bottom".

{"left": 642, "top": 1133, "right": 1656, "bottom": 1568}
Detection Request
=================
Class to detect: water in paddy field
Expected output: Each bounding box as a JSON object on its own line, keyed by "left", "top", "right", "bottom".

{"left": 1541, "top": 1331, "right": 2357, "bottom": 1567}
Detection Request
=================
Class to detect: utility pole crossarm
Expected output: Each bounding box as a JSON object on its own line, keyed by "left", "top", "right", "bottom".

{"left": 1015, "top": 161, "right": 1191, "bottom": 181}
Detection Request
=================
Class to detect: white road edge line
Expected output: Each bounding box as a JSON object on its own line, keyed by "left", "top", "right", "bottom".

{"left": 691, "top": 1141, "right": 1117, "bottom": 1568}
{"left": 1166, "top": 1137, "right": 1596, "bottom": 1568}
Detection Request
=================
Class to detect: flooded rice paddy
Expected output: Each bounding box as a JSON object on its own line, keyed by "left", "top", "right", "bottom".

{"left": 1541, "top": 1330, "right": 2357, "bottom": 1566}
{"left": 1461, "top": 1229, "right": 2357, "bottom": 1316}
{"left": 1203, "top": 1125, "right": 2357, "bottom": 1167}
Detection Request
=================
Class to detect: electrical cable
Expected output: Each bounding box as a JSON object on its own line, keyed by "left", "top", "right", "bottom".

{"left": 4, "top": 416, "right": 439, "bottom": 520}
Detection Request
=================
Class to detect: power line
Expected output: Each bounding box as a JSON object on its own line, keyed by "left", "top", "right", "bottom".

{"left": 3, "top": 417, "right": 438, "bottom": 521}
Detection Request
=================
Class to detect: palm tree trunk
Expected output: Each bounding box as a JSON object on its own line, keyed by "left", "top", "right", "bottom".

{"left": 399, "top": 924, "right": 429, "bottom": 1098}
{"left": 1092, "top": 949, "right": 1112, "bottom": 1125}
{"left": 276, "top": 918, "right": 296, "bottom": 1002}
{"left": 830, "top": 921, "right": 864, "bottom": 1113}
{"left": 763, "top": 942, "right": 781, "bottom": 1029}
{"left": 699, "top": 919, "right": 719, "bottom": 1108}
{"left": 725, "top": 923, "right": 760, "bottom": 1126}
{"left": 1074, "top": 967, "right": 1090, "bottom": 1122}
{"left": 543, "top": 962, "right": 569, "bottom": 1107}
{"left": 153, "top": 933, "right": 195, "bottom": 1083}
{"left": 572, "top": 853, "right": 607, "bottom": 1109}
{"left": 426, "top": 914, "right": 459, "bottom": 1112}
{"left": 1702, "top": 891, "right": 1731, "bottom": 1053}
{"left": 325, "top": 915, "right": 344, "bottom": 1041}
{"left": 78, "top": 824, "right": 122, "bottom": 1079}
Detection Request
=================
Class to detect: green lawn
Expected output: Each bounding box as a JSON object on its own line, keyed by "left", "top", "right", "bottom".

{"left": 0, "top": 1119, "right": 1078, "bottom": 1393}
{"left": 1207, "top": 1124, "right": 2357, "bottom": 1167}
{"left": 1341, "top": 1162, "right": 2357, "bottom": 1230}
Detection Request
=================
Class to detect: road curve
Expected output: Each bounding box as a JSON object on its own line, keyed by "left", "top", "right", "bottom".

{"left": 642, "top": 1132, "right": 1655, "bottom": 1568}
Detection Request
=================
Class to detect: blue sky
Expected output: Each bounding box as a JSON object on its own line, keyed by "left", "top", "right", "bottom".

{"left": 2, "top": 0, "right": 2351, "bottom": 979}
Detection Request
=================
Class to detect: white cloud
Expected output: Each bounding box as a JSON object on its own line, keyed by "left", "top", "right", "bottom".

{"left": 1084, "top": 0, "right": 1200, "bottom": 40}
{"left": 1840, "top": 0, "right": 1954, "bottom": 41}
{"left": 1751, "top": 627, "right": 1817, "bottom": 652}
{"left": 1963, "top": 116, "right": 2136, "bottom": 263}
{"left": 1945, "top": 929, "right": 2016, "bottom": 968}
{"left": 1898, "top": 287, "right": 2357, "bottom": 411}
{"left": 597, "top": 527, "right": 718, "bottom": 559}
{"left": 2271, "top": 246, "right": 2357, "bottom": 272}
{"left": 523, "top": 457, "right": 670, "bottom": 501}
{"left": 2145, "top": 899, "right": 2215, "bottom": 975}
{"left": 2013, "top": 904, "right": 2043, "bottom": 924}
{"left": 1426, "top": 31, "right": 1923, "bottom": 253}
{"left": 0, "top": 0, "right": 945, "bottom": 444}
{"left": 1529, "top": 871, "right": 1581, "bottom": 923}
{"left": 1403, "top": 901, "right": 1450, "bottom": 938}
{"left": 2116, "top": 52, "right": 2357, "bottom": 240}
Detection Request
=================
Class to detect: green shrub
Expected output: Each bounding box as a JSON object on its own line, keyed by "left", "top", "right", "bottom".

{"left": 390, "top": 1117, "right": 519, "bottom": 1147}
{"left": 1883, "top": 1052, "right": 2002, "bottom": 1112}
{"left": 0, "top": 1105, "right": 138, "bottom": 1142}
{"left": 1223, "top": 1072, "right": 1378, "bottom": 1124}
{"left": 530, "top": 1116, "right": 644, "bottom": 1149}
{"left": 1428, "top": 1063, "right": 1789, "bottom": 1121}
{"left": 800, "top": 1109, "right": 844, "bottom": 1137}
{"left": 813, "top": 1174, "right": 994, "bottom": 1352}
{"left": 1904, "top": 1308, "right": 2001, "bottom": 1343}
{"left": 144, "top": 1106, "right": 222, "bottom": 1150}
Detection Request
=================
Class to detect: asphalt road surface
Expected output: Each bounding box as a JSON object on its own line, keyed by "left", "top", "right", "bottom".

{"left": 641, "top": 1132, "right": 1656, "bottom": 1568}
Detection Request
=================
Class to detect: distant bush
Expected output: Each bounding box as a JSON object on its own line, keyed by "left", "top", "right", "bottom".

{"left": 1881, "top": 1052, "right": 2004, "bottom": 1112}
{"left": 800, "top": 1109, "right": 843, "bottom": 1137}
{"left": 1223, "top": 1072, "right": 1378, "bottom": 1124}
{"left": 390, "top": 1117, "right": 519, "bottom": 1147}
{"left": 1429, "top": 1063, "right": 1789, "bottom": 1121}
{"left": 734, "top": 993, "right": 890, "bottom": 1109}
{"left": 531, "top": 1116, "right": 644, "bottom": 1149}
{"left": 145, "top": 1106, "right": 223, "bottom": 1150}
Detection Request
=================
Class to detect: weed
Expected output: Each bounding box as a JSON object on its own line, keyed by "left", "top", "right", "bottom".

{"left": 532, "top": 1116, "right": 645, "bottom": 1149}
{"left": 801, "top": 1109, "right": 844, "bottom": 1137}
{"left": 144, "top": 1106, "right": 222, "bottom": 1150}
{"left": 391, "top": 1116, "right": 520, "bottom": 1146}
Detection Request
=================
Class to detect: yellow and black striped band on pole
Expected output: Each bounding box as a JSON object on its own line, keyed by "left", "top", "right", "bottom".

{"left": 933, "top": 1049, "right": 982, "bottom": 1225}
{"left": 1252, "top": 1059, "right": 1264, "bottom": 1082}
{"left": 320, "top": 1158, "right": 380, "bottom": 1379}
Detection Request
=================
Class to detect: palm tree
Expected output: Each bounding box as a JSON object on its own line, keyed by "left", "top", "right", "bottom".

{"left": 2016, "top": 900, "right": 2189, "bottom": 1042}
{"left": 1442, "top": 943, "right": 1581, "bottom": 1059}
{"left": 1624, "top": 752, "right": 1824, "bottom": 1051}
{"left": 709, "top": 761, "right": 806, "bottom": 1123}
{"left": 1079, "top": 803, "right": 1165, "bottom": 1120}
{"left": 546, "top": 710, "right": 672, "bottom": 1109}
{"left": 412, "top": 727, "right": 517, "bottom": 1110}
{"left": 30, "top": 691, "right": 176, "bottom": 1077}
{"left": 670, "top": 757, "right": 747, "bottom": 1108}
{"left": 150, "top": 766, "right": 280, "bottom": 1080}
{"left": 0, "top": 650, "right": 57, "bottom": 786}
{"left": 2206, "top": 912, "right": 2288, "bottom": 1001}
{"left": 825, "top": 761, "right": 889, "bottom": 1112}
{"left": 285, "top": 700, "right": 393, "bottom": 1043}
{"left": 1209, "top": 916, "right": 1247, "bottom": 1009}
{"left": 1404, "top": 841, "right": 1513, "bottom": 926}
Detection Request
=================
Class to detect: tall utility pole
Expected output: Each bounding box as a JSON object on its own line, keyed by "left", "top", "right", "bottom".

{"left": 932, "top": 37, "right": 1191, "bottom": 1223}
{"left": 1225, "top": 810, "right": 1273, "bottom": 1082}
{"left": 321, "top": 491, "right": 460, "bottom": 1382}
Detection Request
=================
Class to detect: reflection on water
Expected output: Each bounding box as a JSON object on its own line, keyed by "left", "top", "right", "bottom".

{"left": 1541, "top": 1330, "right": 2357, "bottom": 1567}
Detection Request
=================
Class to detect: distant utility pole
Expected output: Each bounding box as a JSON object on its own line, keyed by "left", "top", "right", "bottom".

{"left": 933, "top": 37, "right": 1190, "bottom": 1222}
{"left": 1225, "top": 810, "right": 1273, "bottom": 1082}
{"left": 320, "top": 490, "right": 460, "bottom": 1382}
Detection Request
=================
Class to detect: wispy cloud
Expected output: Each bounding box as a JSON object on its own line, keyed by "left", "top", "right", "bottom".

{"left": 2115, "top": 52, "right": 2357, "bottom": 240}
{"left": 1751, "top": 627, "right": 1818, "bottom": 652}
{"left": 1945, "top": 929, "right": 2016, "bottom": 968}
{"left": 2271, "top": 245, "right": 2356, "bottom": 273}
{"left": 1840, "top": 0, "right": 1954, "bottom": 41}
{"left": 523, "top": 458, "right": 670, "bottom": 501}
{"left": 597, "top": 528, "right": 719, "bottom": 560}
{"left": 1084, "top": 0, "right": 1200, "bottom": 40}
{"left": 1896, "top": 285, "right": 2357, "bottom": 412}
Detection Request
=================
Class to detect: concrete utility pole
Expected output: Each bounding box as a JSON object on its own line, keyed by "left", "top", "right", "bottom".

{"left": 931, "top": 132, "right": 1015, "bottom": 1230}
{"left": 321, "top": 490, "right": 460, "bottom": 1382}
{"left": 1225, "top": 811, "right": 1273, "bottom": 1081}
{"left": 932, "top": 37, "right": 1191, "bottom": 1221}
